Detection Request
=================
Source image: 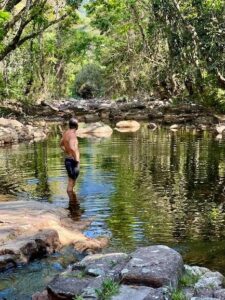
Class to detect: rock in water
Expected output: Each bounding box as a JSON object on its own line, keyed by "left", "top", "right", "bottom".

{"left": 116, "top": 120, "right": 141, "bottom": 129}
{"left": 121, "top": 245, "right": 183, "bottom": 288}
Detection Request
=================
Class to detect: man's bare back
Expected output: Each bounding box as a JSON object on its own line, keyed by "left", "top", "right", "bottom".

{"left": 60, "top": 118, "right": 80, "bottom": 192}
{"left": 60, "top": 129, "right": 80, "bottom": 161}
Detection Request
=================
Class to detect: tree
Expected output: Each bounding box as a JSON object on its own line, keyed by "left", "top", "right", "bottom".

{"left": 86, "top": 0, "right": 225, "bottom": 103}
{"left": 0, "top": 0, "right": 82, "bottom": 61}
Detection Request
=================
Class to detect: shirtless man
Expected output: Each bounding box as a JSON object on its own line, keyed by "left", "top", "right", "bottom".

{"left": 60, "top": 118, "right": 80, "bottom": 193}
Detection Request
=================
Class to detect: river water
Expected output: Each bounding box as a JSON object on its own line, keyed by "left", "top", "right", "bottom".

{"left": 1, "top": 125, "right": 225, "bottom": 298}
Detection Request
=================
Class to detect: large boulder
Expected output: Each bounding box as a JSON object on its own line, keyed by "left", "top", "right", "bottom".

{"left": 0, "top": 118, "right": 49, "bottom": 145}
{"left": 73, "top": 252, "right": 129, "bottom": 277}
{"left": 47, "top": 253, "right": 129, "bottom": 300}
{"left": 0, "top": 117, "right": 23, "bottom": 129}
{"left": 47, "top": 275, "right": 92, "bottom": 300}
{"left": 77, "top": 122, "right": 113, "bottom": 138}
{"left": 121, "top": 245, "right": 183, "bottom": 289}
{"left": 0, "top": 127, "right": 18, "bottom": 144}
{"left": 116, "top": 120, "right": 140, "bottom": 129}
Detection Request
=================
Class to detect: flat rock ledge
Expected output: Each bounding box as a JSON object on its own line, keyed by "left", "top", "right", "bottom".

{"left": 0, "top": 201, "right": 108, "bottom": 271}
{"left": 32, "top": 245, "right": 225, "bottom": 300}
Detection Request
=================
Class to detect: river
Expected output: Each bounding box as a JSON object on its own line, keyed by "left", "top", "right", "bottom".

{"left": 1, "top": 125, "right": 225, "bottom": 299}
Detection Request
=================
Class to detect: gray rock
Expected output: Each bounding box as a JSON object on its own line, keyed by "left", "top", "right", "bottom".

{"left": 214, "top": 289, "right": 225, "bottom": 299}
{"left": 47, "top": 275, "right": 91, "bottom": 299}
{"left": 111, "top": 285, "right": 164, "bottom": 300}
{"left": 73, "top": 252, "right": 129, "bottom": 277}
{"left": 121, "top": 245, "right": 183, "bottom": 288}
{"left": 191, "top": 298, "right": 218, "bottom": 300}
{"left": 183, "top": 287, "right": 195, "bottom": 299}
{"left": 185, "top": 265, "right": 210, "bottom": 277}
{"left": 194, "top": 271, "right": 224, "bottom": 291}
{"left": 193, "top": 271, "right": 224, "bottom": 298}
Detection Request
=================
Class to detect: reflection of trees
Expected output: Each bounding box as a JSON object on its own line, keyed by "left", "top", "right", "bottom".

{"left": 0, "top": 145, "right": 29, "bottom": 195}
{"left": 98, "top": 128, "right": 225, "bottom": 251}
{"left": 0, "top": 141, "right": 51, "bottom": 199}
{"left": 33, "top": 141, "right": 51, "bottom": 199}
{"left": 2, "top": 127, "right": 225, "bottom": 253}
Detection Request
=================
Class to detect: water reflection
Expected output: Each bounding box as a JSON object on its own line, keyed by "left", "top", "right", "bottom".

{"left": 67, "top": 191, "right": 82, "bottom": 221}
{"left": 1, "top": 127, "right": 225, "bottom": 271}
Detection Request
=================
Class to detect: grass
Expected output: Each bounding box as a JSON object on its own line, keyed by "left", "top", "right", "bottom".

{"left": 171, "top": 270, "right": 201, "bottom": 300}
{"left": 179, "top": 271, "right": 200, "bottom": 287}
{"left": 171, "top": 289, "right": 186, "bottom": 300}
{"left": 73, "top": 296, "right": 85, "bottom": 300}
{"left": 63, "top": 270, "right": 86, "bottom": 279}
{"left": 95, "top": 278, "right": 120, "bottom": 300}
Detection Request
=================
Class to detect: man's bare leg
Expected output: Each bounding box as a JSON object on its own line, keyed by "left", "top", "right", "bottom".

{"left": 67, "top": 178, "right": 75, "bottom": 193}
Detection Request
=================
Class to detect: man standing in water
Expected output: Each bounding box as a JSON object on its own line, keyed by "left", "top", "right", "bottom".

{"left": 60, "top": 118, "right": 80, "bottom": 193}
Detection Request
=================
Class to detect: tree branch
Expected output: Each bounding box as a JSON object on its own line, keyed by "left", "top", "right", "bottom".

{"left": 217, "top": 70, "right": 225, "bottom": 89}
{"left": 2, "top": 0, "right": 23, "bottom": 11}
{"left": 15, "top": 14, "right": 67, "bottom": 53}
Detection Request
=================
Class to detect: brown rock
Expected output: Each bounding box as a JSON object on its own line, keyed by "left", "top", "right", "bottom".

{"left": 116, "top": 120, "right": 140, "bottom": 129}
{"left": 0, "top": 229, "right": 60, "bottom": 264}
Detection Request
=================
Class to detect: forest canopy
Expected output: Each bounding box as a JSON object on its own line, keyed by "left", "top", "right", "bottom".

{"left": 0, "top": 0, "right": 224, "bottom": 108}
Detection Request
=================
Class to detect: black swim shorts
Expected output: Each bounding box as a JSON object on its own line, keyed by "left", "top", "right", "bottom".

{"left": 65, "top": 158, "right": 80, "bottom": 180}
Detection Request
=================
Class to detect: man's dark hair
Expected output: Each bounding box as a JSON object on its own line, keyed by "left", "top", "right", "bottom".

{"left": 69, "top": 118, "right": 78, "bottom": 130}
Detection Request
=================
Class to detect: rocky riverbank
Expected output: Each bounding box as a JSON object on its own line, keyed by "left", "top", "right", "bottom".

{"left": 32, "top": 245, "right": 225, "bottom": 300}
{"left": 0, "top": 118, "right": 49, "bottom": 146}
{"left": 1, "top": 97, "right": 225, "bottom": 145}
{"left": 0, "top": 98, "right": 221, "bottom": 125}
{"left": 26, "top": 99, "right": 218, "bottom": 125}
{"left": 0, "top": 201, "right": 108, "bottom": 272}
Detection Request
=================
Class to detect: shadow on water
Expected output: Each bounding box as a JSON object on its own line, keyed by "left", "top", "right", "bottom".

{"left": 2, "top": 127, "right": 225, "bottom": 297}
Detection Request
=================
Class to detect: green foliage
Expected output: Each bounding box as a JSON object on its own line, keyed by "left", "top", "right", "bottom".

{"left": 95, "top": 279, "right": 119, "bottom": 300}
{"left": 74, "top": 64, "right": 104, "bottom": 98}
{"left": 0, "top": 0, "right": 224, "bottom": 105}
{"left": 0, "top": 10, "right": 10, "bottom": 41}
{"left": 171, "top": 290, "right": 186, "bottom": 300}
{"left": 171, "top": 270, "right": 200, "bottom": 300}
{"left": 180, "top": 271, "right": 200, "bottom": 287}
{"left": 73, "top": 295, "right": 85, "bottom": 300}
